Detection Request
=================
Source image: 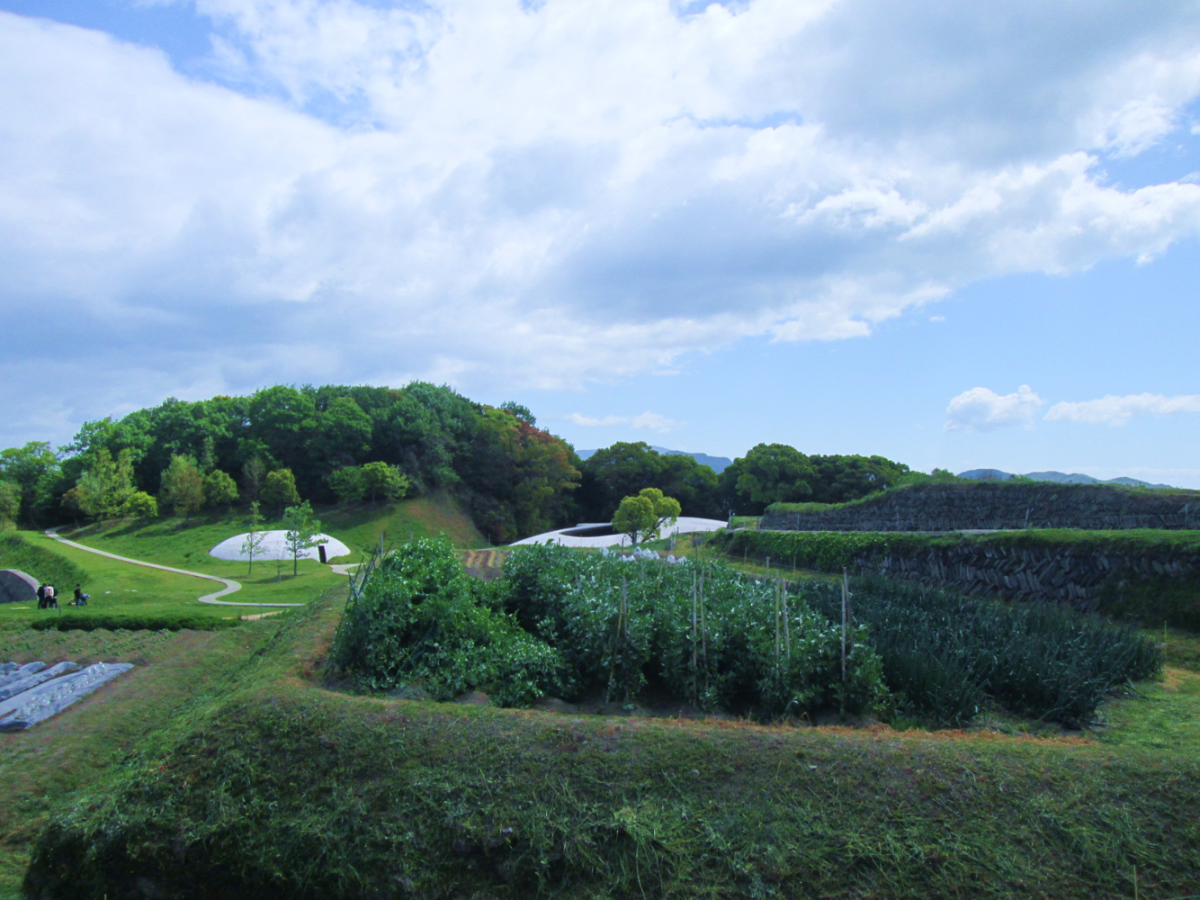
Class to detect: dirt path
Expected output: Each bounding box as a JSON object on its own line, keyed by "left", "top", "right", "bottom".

{"left": 44, "top": 528, "right": 302, "bottom": 609}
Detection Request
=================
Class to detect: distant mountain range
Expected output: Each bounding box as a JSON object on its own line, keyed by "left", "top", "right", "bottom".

{"left": 958, "top": 469, "right": 1175, "bottom": 489}
{"left": 576, "top": 446, "right": 733, "bottom": 474}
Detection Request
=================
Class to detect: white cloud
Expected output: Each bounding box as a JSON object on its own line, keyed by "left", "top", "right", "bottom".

{"left": 1045, "top": 393, "right": 1200, "bottom": 426}
{"left": 4, "top": 3, "right": 1200, "bottom": 444}
{"left": 562, "top": 411, "right": 683, "bottom": 433}
{"left": 945, "top": 385, "right": 1044, "bottom": 433}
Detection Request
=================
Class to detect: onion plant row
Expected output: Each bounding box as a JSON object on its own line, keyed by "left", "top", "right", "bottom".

{"left": 796, "top": 575, "right": 1162, "bottom": 726}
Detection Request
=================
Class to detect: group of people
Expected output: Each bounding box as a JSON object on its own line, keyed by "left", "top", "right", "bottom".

{"left": 36, "top": 583, "right": 88, "bottom": 609}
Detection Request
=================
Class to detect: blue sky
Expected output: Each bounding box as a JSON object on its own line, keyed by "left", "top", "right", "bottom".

{"left": 1, "top": 0, "right": 1199, "bottom": 486}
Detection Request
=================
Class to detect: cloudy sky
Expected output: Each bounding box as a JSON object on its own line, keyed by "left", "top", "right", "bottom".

{"left": 2, "top": 0, "right": 1199, "bottom": 486}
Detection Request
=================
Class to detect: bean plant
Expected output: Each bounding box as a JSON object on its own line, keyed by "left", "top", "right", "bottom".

{"left": 499, "top": 544, "right": 887, "bottom": 718}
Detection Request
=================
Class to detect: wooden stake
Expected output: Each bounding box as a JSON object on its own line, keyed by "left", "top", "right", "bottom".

{"left": 782, "top": 578, "right": 790, "bottom": 658}
{"left": 841, "top": 568, "right": 849, "bottom": 715}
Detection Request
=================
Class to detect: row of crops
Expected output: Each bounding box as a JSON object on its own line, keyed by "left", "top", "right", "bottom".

{"left": 330, "top": 540, "right": 1160, "bottom": 726}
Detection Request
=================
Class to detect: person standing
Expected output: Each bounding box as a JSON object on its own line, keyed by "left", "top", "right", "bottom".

{"left": 43, "top": 583, "right": 57, "bottom": 609}
{"left": 36, "top": 583, "right": 46, "bottom": 609}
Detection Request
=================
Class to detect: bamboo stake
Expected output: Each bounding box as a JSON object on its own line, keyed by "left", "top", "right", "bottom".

{"left": 699, "top": 569, "right": 708, "bottom": 690}
{"left": 782, "top": 578, "right": 790, "bottom": 658}
{"left": 841, "top": 568, "right": 849, "bottom": 717}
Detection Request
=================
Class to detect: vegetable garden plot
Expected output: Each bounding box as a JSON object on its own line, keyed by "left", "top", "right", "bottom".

{"left": 334, "top": 542, "right": 1161, "bottom": 730}
{"left": 332, "top": 540, "right": 887, "bottom": 720}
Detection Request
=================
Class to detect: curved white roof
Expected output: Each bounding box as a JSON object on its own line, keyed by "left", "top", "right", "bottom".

{"left": 209, "top": 531, "right": 352, "bottom": 562}
{"left": 509, "top": 517, "right": 727, "bottom": 548}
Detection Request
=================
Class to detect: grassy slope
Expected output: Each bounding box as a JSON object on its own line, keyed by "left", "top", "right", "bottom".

{"left": 0, "top": 623, "right": 271, "bottom": 899}
{"left": 0, "top": 494, "right": 486, "bottom": 630}
{"left": 21, "top": 584, "right": 1200, "bottom": 900}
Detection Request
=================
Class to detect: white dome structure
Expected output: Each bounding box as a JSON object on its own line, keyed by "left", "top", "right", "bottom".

{"left": 510, "top": 517, "right": 727, "bottom": 548}
{"left": 209, "top": 531, "right": 352, "bottom": 562}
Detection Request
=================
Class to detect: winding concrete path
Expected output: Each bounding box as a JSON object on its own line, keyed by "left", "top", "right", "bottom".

{"left": 44, "top": 528, "right": 302, "bottom": 608}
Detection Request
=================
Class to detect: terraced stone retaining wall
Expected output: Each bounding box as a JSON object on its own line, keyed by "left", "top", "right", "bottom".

{"left": 761, "top": 483, "right": 1200, "bottom": 532}
{"left": 719, "top": 529, "right": 1200, "bottom": 626}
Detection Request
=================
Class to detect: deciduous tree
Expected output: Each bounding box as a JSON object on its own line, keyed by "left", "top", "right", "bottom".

{"left": 262, "top": 468, "right": 300, "bottom": 513}
{"left": 241, "top": 501, "right": 267, "bottom": 575}
{"left": 203, "top": 469, "right": 239, "bottom": 511}
{"left": 327, "top": 466, "right": 366, "bottom": 505}
{"left": 612, "top": 494, "right": 658, "bottom": 546}
{"left": 160, "top": 454, "right": 205, "bottom": 522}
{"left": 720, "top": 444, "right": 815, "bottom": 515}
{"left": 76, "top": 448, "right": 136, "bottom": 520}
{"left": 361, "top": 461, "right": 410, "bottom": 506}
{"left": 0, "top": 481, "right": 18, "bottom": 526}
{"left": 282, "top": 500, "right": 323, "bottom": 576}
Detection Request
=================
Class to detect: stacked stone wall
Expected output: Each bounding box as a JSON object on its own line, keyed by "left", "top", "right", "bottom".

{"left": 761, "top": 483, "right": 1200, "bottom": 532}
{"left": 865, "top": 542, "right": 1198, "bottom": 613}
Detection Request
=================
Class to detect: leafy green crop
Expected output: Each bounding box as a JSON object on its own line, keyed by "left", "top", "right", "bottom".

{"left": 798, "top": 576, "right": 1161, "bottom": 726}
{"left": 330, "top": 536, "right": 565, "bottom": 707}
{"left": 498, "top": 544, "right": 886, "bottom": 718}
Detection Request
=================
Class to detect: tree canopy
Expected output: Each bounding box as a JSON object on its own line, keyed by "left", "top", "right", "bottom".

{"left": 612, "top": 487, "right": 681, "bottom": 545}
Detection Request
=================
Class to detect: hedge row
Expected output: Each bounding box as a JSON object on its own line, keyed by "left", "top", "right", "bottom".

{"left": 29, "top": 613, "right": 243, "bottom": 632}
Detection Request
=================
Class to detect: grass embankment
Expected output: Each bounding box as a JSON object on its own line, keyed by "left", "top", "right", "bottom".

{"left": 0, "top": 534, "right": 89, "bottom": 592}
{"left": 0, "top": 622, "right": 272, "bottom": 900}
{"left": 22, "top": 583, "right": 1200, "bottom": 900}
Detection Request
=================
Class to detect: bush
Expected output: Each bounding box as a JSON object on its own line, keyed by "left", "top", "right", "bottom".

{"left": 330, "top": 537, "right": 565, "bottom": 707}
{"left": 120, "top": 491, "right": 159, "bottom": 518}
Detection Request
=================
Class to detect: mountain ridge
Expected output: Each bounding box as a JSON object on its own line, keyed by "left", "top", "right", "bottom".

{"left": 958, "top": 468, "right": 1175, "bottom": 489}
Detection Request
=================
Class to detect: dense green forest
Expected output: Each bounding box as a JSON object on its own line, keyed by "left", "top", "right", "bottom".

{"left": 0, "top": 383, "right": 918, "bottom": 541}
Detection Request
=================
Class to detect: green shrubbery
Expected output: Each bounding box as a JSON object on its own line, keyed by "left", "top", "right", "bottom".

{"left": 330, "top": 537, "right": 565, "bottom": 707}
{"left": 29, "top": 613, "right": 242, "bottom": 632}
{"left": 332, "top": 541, "right": 1160, "bottom": 728}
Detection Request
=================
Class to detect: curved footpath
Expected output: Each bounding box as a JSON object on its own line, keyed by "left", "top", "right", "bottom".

{"left": 44, "top": 528, "right": 302, "bottom": 608}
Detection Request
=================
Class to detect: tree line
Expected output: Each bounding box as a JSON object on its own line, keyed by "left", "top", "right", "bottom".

{"left": 0, "top": 381, "right": 926, "bottom": 541}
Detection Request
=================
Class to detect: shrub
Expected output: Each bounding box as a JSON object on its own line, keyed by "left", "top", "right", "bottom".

{"left": 330, "top": 537, "right": 565, "bottom": 707}
{"left": 29, "top": 613, "right": 241, "bottom": 632}
{"left": 120, "top": 491, "right": 159, "bottom": 518}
